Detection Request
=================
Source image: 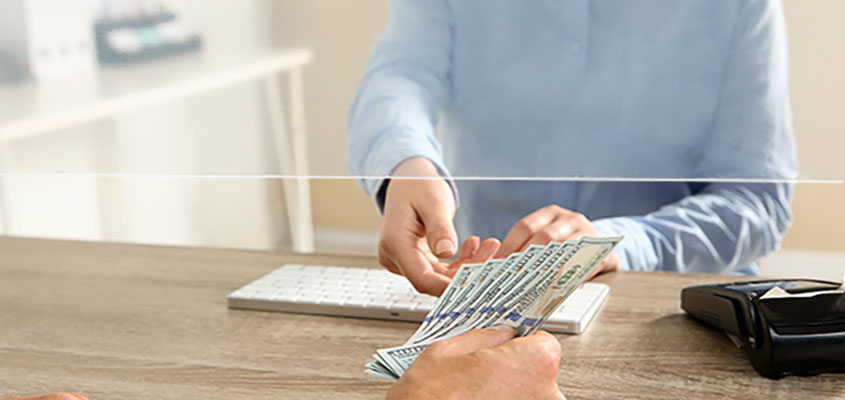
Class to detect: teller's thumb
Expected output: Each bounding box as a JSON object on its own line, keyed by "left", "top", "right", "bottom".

{"left": 419, "top": 207, "right": 458, "bottom": 258}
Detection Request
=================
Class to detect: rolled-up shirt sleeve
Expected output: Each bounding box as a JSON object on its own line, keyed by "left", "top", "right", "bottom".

{"left": 595, "top": 0, "right": 797, "bottom": 274}
{"left": 594, "top": 183, "right": 793, "bottom": 273}
{"left": 347, "top": 0, "right": 456, "bottom": 212}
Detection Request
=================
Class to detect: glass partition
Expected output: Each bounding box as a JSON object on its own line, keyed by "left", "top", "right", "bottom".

{"left": 0, "top": 1, "right": 842, "bottom": 280}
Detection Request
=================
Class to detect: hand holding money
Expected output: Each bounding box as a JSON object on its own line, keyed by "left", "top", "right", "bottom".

{"left": 366, "top": 236, "right": 622, "bottom": 380}
{"left": 386, "top": 326, "right": 566, "bottom": 400}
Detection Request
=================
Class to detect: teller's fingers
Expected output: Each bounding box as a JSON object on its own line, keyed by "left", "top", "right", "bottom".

{"left": 517, "top": 218, "right": 579, "bottom": 252}
{"left": 472, "top": 238, "right": 501, "bottom": 263}
{"left": 442, "top": 236, "right": 481, "bottom": 272}
{"left": 393, "top": 248, "right": 451, "bottom": 296}
{"left": 495, "top": 206, "right": 562, "bottom": 258}
{"left": 377, "top": 251, "right": 402, "bottom": 275}
{"left": 459, "top": 236, "right": 481, "bottom": 259}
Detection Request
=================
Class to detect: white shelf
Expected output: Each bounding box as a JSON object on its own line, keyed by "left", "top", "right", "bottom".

{"left": 0, "top": 46, "right": 316, "bottom": 253}
{"left": 0, "top": 47, "right": 313, "bottom": 141}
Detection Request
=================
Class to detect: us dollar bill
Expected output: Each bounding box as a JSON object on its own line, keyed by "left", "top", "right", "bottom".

{"left": 521, "top": 236, "right": 620, "bottom": 336}
{"left": 376, "top": 343, "right": 428, "bottom": 378}
{"left": 412, "top": 243, "right": 561, "bottom": 344}
{"left": 407, "top": 259, "right": 502, "bottom": 343}
{"left": 366, "top": 236, "right": 623, "bottom": 380}
{"left": 410, "top": 263, "right": 480, "bottom": 339}
{"left": 408, "top": 245, "right": 543, "bottom": 345}
{"left": 506, "top": 237, "right": 620, "bottom": 336}
{"left": 418, "top": 241, "right": 575, "bottom": 343}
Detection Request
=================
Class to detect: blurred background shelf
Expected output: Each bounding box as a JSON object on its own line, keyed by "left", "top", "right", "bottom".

{"left": 0, "top": 46, "right": 316, "bottom": 253}
{"left": 0, "top": 47, "right": 312, "bottom": 141}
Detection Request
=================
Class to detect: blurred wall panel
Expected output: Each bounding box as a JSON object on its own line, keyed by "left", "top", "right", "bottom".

{"left": 106, "top": 80, "right": 287, "bottom": 249}
{"left": 1, "top": 124, "right": 107, "bottom": 240}
{"left": 1, "top": 0, "right": 290, "bottom": 250}
{"left": 273, "top": 0, "right": 387, "bottom": 251}
{"left": 101, "top": 0, "right": 288, "bottom": 249}
{"left": 780, "top": 0, "right": 845, "bottom": 252}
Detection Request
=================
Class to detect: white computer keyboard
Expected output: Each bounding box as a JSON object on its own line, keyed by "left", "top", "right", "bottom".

{"left": 227, "top": 264, "right": 609, "bottom": 334}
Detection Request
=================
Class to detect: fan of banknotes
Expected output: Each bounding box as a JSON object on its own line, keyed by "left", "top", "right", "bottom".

{"left": 365, "top": 235, "right": 623, "bottom": 380}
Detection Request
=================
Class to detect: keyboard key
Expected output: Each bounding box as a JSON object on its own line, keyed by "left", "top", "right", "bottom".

{"left": 273, "top": 292, "right": 299, "bottom": 302}
{"left": 319, "top": 296, "right": 343, "bottom": 306}
{"left": 417, "top": 300, "right": 437, "bottom": 310}
{"left": 384, "top": 287, "right": 410, "bottom": 295}
{"left": 392, "top": 302, "right": 416, "bottom": 312}
{"left": 250, "top": 291, "right": 275, "bottom": 301}
{"left": 343, "top": 297, "right": 368, "bottom": 307}
{"left": 280, "top": 264, "right": 304, "bottom": 271}
{"left": 368, "top": 299, "right": 393, "bottom": 309}
{"left": 297, "top": 293, "right": 322, "bottom": 304}
{"left": 228, "top": 289, "right": 251, "bottom": 298}
{"left": 322, "top": 266, "right": 346, "bottom": 275}
{"left": 391, "top": 294, "right": 419, "bottom": 303}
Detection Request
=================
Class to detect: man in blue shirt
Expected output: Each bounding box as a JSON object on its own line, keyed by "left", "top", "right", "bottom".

{"left": 348, "top": 0, "right": 797, "bottom": 295}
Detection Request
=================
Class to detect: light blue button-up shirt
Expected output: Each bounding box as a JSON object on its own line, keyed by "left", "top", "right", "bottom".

{"left": 347, "top": 0, "right": 797, "bottom": 274}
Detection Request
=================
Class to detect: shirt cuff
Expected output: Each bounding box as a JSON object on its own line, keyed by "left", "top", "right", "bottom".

{"left": 593, "top": 216, "right": 659, "bottom": 272}
{"left": 363, "top": 155, "right": 458, "bottom": 215}
{"left": 374, "top": 159, "right": 458, "bottom": 215}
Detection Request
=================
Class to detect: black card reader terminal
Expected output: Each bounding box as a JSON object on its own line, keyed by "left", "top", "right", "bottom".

{"left": 681, "top": 279, "right": 845, "bottom": 379}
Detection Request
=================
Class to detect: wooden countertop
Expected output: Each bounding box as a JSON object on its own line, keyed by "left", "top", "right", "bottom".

{"left": 0, "top": 237, "right": 842, "bottom": 399}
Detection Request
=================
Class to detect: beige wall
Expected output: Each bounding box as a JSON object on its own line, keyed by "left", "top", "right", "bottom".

{"left": 779, "top": 0, "right": 845, "bottom": 251}
{"left": 275, "top": 1, "right": 388, "bottom": 234}
{"left": 276, "top": 0, "right": 845, "bottom": 252}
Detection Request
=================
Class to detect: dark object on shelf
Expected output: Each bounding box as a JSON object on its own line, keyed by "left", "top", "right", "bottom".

{"left": 682, "top": 279, "right": 845, "bottom": 379}
{"left": 94, "top": 12, "right": 202, "bottom": 65}
{"left": 0, "top": 51, "right": 27, "bottom": 84}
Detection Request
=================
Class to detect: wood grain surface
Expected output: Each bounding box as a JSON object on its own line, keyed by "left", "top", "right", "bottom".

{"left": 0, "top": 237, "right": 842, "bottom": 399}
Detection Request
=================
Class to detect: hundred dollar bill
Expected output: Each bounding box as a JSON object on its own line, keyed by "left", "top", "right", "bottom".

{"left": 408, "top": 246, "right": 540, "bottom": 344}
{"left": 462, "top": 241, "right": 586, "bottom": 332}
{"left": 365, "top": 359, "right": 399, "bottom": 380}
{"left": 413, "top": 244, "right": 561, "bottom": 343}
{"left": 498, "top": 236, "right": 620, "bottom": 335}
{"left": 408, "top": 244, "right": 549, "bottom": 345}
{"left": 373, "top": 240, "right": 588, "bottom": 378}
{"left": 375, "top": 242, "right": 589, "bottom": 376}
{"left": 376, "top": 343, "right": 428, "bottom": 378}
{"left": 411, "top": 263, "right": 480, "bottom": 338}
{"left": 463, "top": 239, "right": 587, "bottom": 334}
{"left": 417, "top": 241, "right": 575, "bottom": 343}
{"left": 520, "top": 237, "right": 621, "bottom": 336}
{"left": 366, "top": 236, "right": 624, "bottom": 380}
{"left": 407, "top": 259, "right": 502, "bottom": 343}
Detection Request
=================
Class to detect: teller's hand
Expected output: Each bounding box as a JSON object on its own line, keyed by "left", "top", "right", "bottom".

{"left": 379, "top": 157, "right": 499, "bottom": 295}
{"left": 494, "top": 205, "right": 619, "bottom": 277}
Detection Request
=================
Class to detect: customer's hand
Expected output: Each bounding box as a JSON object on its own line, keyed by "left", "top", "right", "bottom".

{"left": 380, "top": 157, "right": 499, "bottom": 295}
{"left": 2, "top": 394, "right": 90, "bottom": 400}
{"left": 386, "top": 326, "right": 565, "bottom": 400}
{"left": 494, "top": 205, "right": 619, "bottom": 276}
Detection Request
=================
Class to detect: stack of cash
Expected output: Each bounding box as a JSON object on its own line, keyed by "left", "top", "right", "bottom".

{"left": 365, "top": 235, "right": 623, "bottom": 380}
